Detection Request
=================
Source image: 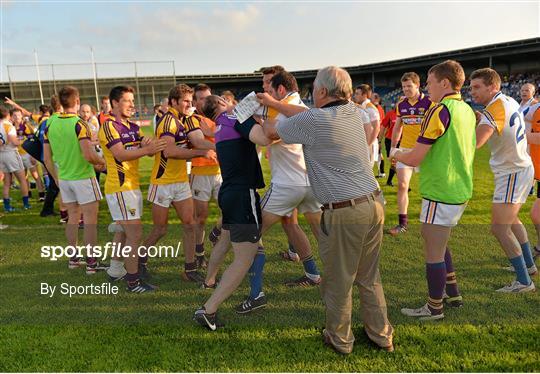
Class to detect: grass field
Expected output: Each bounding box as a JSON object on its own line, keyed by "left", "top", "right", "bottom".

{"left": 1, "top": 131, "right": 539, "bottom": 372}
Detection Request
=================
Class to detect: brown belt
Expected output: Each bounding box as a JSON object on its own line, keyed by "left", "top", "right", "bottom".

{"left": 322, "top": 190, "right": 381, "bottom": 210}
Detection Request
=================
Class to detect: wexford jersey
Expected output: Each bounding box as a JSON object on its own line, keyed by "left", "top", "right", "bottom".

{"left": 268, "top": 92, "right": 311, "bottom": 186}
{"left": 150, "top": 108, "right": 201, "bottom": 184}
{"left": 479, "top": 92, "right": 532, "bottom": 175}
{"left": 396, "top": 93, "right": 432, "bottom": 148}
{"left": 99, "top": 116, "right": 143, "bottom": 194}
{"left": 16, "top": 121, "right": 34, "bottom": 155}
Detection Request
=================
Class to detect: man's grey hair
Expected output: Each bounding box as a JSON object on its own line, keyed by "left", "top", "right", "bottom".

{"left": 522, "top": 82, "right": 536, "bottom": 94}
{"left": 313, "top": 66, "right": 353, "bottom": 100}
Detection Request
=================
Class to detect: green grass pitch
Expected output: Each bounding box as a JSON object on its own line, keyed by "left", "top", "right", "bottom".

{"left": 1, "top": 129, "right": 539, "bottom": 371}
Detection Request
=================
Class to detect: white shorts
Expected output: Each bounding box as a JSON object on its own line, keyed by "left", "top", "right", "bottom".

{"left": 493, "top": 166, "right": 534, "bottom": 204}
{"left": 420, "top": 199, "right": 467, "bottom": 227}
{"left": 147, "top": 182, "right": 192, "bottom": 208}
{"left": 190, "top": 174, "right": 222, "bottom": 202}
{"left": 396, "top": 147, "right": 420, "bottom": 172}
{"left": 0, "top": 151, "right": 24, "bottom": 173}
{"left": 59, "top": 177, "right": 102, "bottom": 205}
{"left": 261, "top": 183, "right": 321, "bottom": 217}
{"left": 106, "top": 189, "right": 143, "bottom": 221}
{"left": 21, "top": 153, "right": 35, "bottom": 169}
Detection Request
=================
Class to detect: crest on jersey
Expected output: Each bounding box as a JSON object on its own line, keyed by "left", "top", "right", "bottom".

{"left": 129, "top": 208, "right": 136, "bottom": 216}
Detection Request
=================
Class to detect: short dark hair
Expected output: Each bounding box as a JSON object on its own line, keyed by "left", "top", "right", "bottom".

{"left": 194, "top": 83, "right": 211, "bottom": 94}
{"left": 262, "top": 65, "right": 285, "bottom": 75}
{"left": 355, "top": 84, "right": 372, "bottom": 97}
{"left": 202, "top": 95, "right": 222, "bottom": 120}
{"left": 58, "top": 86, "right": 79, "bottom": 108}
{"left": 194, "top": 83, "right": 211, "bottom": 100}
{"left": 469, "top": 67, "right": 501, "bottom": 91}
{"left": 39, "top": 104, "right": 51, "bottom": 115}
{"left": 168, "top": 84, "right": 193, "bottom": 106}
{"left": 50, "top": 95, "right": 62, "bottom": 112}
{"left": 109, "top": 86, "right": 135, "bottom": 108}
{"left": 0, "top": 106, "right": 9, "bottom": 120}
{"left": 429, "top": 60, "right": 466, "bottom": 91}
{"left": 270, "top": 71, "right": 299, "bottom": 93}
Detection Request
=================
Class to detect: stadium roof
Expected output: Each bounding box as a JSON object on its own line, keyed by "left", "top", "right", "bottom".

{"left": 3, "top": 37, "right": 540, "bottom": 87}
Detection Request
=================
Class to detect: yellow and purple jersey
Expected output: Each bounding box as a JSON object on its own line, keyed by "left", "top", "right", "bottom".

{"left": 99, "top": 117, "right": 143, "bottom": 194}
{"left": 396, "top": 93, "right": 432, "bottom": 148}
{"left": 150, "top": 108, "right": 201, "bottom": 185}
{"left": 15, "top": 121, "right": 35, "bottom": 155}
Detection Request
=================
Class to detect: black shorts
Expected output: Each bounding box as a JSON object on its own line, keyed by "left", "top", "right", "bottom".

{"left": 218, "top": 188, "right": 262, "bottom": 243}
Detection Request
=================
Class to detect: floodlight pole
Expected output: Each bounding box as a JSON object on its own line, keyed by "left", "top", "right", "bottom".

{"left": 90, "top": 47, "right": 100, "bottom": 109}
{"left": 34, "top": 50, "right": 44, "bottom": 105}
{"left": 134, "top": 62, "right": 142, "bottom": 120}
{"left": 151, "top": 85, "right": 156, "bottom": 106}
{"left": 51, "top": 64, "right": 57, "bottom": 95}
{"left": 7, "top": 65, "right": 15, "bottom": 100}
{"left": 172, "top": 60, "right": 176, "bottom": 85}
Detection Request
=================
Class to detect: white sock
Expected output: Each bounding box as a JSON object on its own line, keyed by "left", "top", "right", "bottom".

{"left": 305, "top": 272, "right": 320, "bottom": 281}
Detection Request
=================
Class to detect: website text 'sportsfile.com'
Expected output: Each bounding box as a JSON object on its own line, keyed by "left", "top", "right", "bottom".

{"left": 40, "top": 242, "right": 182, "bottom": 262}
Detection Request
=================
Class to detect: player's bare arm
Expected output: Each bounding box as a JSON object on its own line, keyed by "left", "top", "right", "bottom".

{"left": 188, "top": 129, "right": 216, "bottom": 150}
{"left": 109, "top": 138, "right": 166, "bottom": 162}
{"left": 391, "top": 117, "right": 403, "bottom": 148}
{"left": 392, "top": 142, "right": 432, "bottom": 167}
{"left": 162, "top": 134, "right": 217, "bottom": 162}
{"left": 476, "top": 123, "right": 494, "bottom": 149}
{"left": 249, "top": 124, "right": 272, "bottom": 146}
{"left": 43, "top": 143, "right": 58, "bottom": 185}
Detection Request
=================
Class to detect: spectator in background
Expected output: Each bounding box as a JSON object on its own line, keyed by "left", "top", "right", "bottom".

{"left": 97, "top": 96, "right": 112, "bottom": 126}
{"left": 80, "top": 104, "right": 104, "bottom": 183}
{"left": 520, "top": 83, "right": 538, "bottom": 129}
{"left": 154, "top": 98, "right": 168, "bottom": 133}
{"left": 372, "top": 92, "right": 385, "bottom": 120}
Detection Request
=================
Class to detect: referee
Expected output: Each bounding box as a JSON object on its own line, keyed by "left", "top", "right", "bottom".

{"left": 266, "top": 66, "right": 394, "bottom": 354}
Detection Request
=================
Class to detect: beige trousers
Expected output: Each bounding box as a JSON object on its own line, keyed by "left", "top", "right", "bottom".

{"left": 319, "top": 193, "right": 393, "bottom": 353}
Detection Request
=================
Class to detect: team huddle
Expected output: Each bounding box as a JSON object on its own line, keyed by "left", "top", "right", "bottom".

{"left": 1, "top": 59, "right": 539, "bottom": 353}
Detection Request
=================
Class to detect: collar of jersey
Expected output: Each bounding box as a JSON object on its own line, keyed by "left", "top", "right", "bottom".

{"left": 168, "top": 107, "right": 182, "bottom": 119}
{"left": 59, "top": 112, "right": 78, "bottom": 118}
{"left": 486, "top": 91, "right": 503, "bottom": 106}
{"left": 111, "top": 114, "right": 133, "bottom": 129}
{"left": 440, "top": 92, "right": 462, "bottom": 101}
{"left": 406, "top": 92, "right": 424, "bottom": 106}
